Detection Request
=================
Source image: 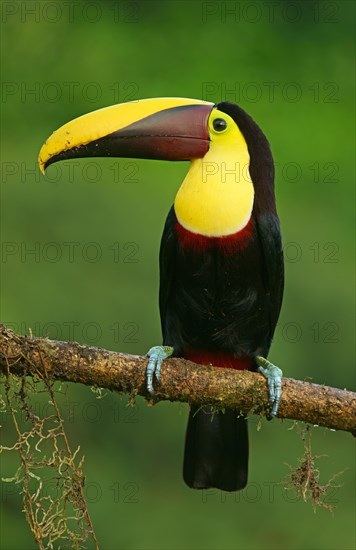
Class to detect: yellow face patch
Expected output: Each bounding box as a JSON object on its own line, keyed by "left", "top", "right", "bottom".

{"left": 174, "top": 108, "right": 254, "bottom": 237}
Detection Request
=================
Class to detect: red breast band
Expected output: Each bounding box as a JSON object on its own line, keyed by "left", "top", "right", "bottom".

{"left": 175, "top": 218, "right": 254, "bottom": 255}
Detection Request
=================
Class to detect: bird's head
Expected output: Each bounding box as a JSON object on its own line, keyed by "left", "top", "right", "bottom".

{"left": 39, "top": 97, "right": 274, "bottom": 237}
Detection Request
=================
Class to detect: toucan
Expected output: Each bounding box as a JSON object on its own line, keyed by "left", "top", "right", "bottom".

{"left": 39, "top": 98, "right": 284, "bottom": 492}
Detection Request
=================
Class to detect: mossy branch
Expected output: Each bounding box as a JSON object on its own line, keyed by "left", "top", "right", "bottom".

{"left": 0, "top": 324, "right": 355, "bottom": 435}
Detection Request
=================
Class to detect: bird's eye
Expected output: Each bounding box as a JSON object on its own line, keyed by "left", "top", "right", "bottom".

{"left": 213, "top": 118, "right": 227, "bottom": 132}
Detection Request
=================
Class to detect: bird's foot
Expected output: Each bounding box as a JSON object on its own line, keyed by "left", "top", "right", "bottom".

{"left": 146, "top": 345, "right": 174, "bottom": 396}
{"left": 255, "top": 356, "right": 283, "bottom": 420}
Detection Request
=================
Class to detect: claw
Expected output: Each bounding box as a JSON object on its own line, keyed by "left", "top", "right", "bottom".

{"left": 146, "top": 346, "right": 174, "bottom": 396}
{"left": 255, "top": 356, "right": 283, "bottom": 419}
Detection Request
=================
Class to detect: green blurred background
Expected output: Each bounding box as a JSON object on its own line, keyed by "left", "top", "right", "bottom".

{"left": 1, "top": 1, "right": 355, "bottom": 548}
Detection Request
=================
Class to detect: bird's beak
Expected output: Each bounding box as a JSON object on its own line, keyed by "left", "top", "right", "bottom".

{"left": 38, "top": 97, "right": 214, "bottom": 173}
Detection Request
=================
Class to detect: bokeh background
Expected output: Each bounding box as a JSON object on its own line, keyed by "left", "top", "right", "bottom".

{"left": 1, "top": 1, "right": 355, "bottom": 549}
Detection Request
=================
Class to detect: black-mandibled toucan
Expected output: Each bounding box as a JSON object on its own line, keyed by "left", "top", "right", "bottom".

{"left": 39, "top": 97, "right": 284, "bottom": 492}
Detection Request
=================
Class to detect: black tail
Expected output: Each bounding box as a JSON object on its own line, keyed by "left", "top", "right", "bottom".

{"left": 183, "top": 405, "right": 248, "bottom": 491}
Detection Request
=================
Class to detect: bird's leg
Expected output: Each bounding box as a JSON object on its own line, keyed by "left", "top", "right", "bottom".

{"left": 146, "top": 346, "right": 174, "bottom": 396}
{"left": 255, "top": 356, "right": 283, "bottom": 419}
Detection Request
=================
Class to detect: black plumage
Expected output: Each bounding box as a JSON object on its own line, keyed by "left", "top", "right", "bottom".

{"left": 159, "top": 102, "right": 284, "bottom": 491}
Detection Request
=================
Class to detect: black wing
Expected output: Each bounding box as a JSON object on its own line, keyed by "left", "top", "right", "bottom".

{"left": 254, "top": 212, "right": 284, "bottom": 353}
{"left": 158, "top": 206, "right": 180, "bottom": 350}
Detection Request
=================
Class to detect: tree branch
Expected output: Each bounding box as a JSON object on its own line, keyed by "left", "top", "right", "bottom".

{"left": 0, "top": 324, "right": 355, "bottom": 435}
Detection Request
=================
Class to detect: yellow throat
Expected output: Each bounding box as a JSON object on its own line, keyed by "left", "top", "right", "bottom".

{"left": 174, "top": 108, "right": 254, "bottom": 237}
